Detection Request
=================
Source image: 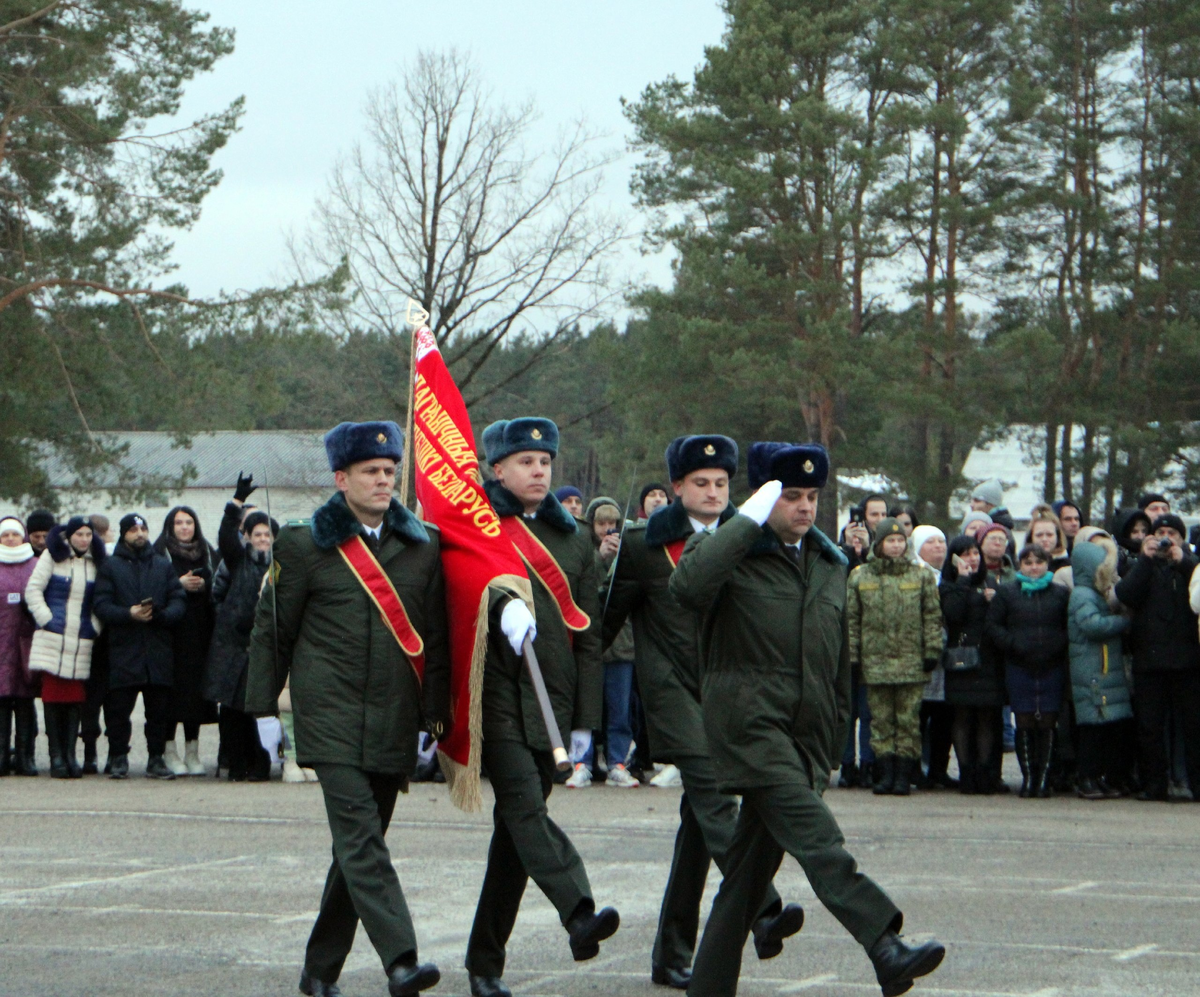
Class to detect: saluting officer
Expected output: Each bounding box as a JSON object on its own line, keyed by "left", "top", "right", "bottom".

{"left": 602, "top": 435, "right": 805, "bottom": 989}
{"left": 671, "top": 442, "right": 945, "bottom": 997}
{"left": 465, "top": 417, "right": 619, "bottom": 997}
{"left": 246, "top": 421, "right": 449, "bottom": 997}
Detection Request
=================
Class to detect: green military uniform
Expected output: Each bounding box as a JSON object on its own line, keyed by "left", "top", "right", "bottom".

{"left": 847, "top": 520, "right": 944, "bottom": 760}
{"left": 464, "top": 478, "right": 604, "bottom": 979}
{"left": 671, "top": 513, "right": 902, "bottom": 997}
{"left": 246, "top": 490, "right": 450, "bottom": 986}
{"left": 603, "top": 497, "right": 787, "bottom": 976}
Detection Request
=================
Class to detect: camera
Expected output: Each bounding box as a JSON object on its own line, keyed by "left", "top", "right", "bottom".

{"left": 1156, "top": 536, "right": 1174, "bottom": 556}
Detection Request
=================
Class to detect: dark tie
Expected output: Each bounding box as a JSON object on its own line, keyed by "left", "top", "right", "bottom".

{"left": 783, "top": 544, "right": 802, "bottom": 566}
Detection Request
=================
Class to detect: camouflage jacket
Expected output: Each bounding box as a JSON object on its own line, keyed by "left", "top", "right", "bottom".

{"left": 847, "top": 555, "right": 943, "bottom": 684}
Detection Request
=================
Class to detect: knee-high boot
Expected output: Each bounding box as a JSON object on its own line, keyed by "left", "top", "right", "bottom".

{"left": 0, "top": 699, "right": 12, "bottom": 776}
{"left": 64, "top": 705, "right": 82, "bottom": 779}
{"left": 1034, "top": 728, "right": 1055, "bottom": 798}
{"left": 46, "top": 703, "right": 68, "bottom": 779}
{"left": 13, "top": 700, "right": 38, "bottom": 776}
{"left": 1015, "top": 729, "right": 1034, "bottom": 798}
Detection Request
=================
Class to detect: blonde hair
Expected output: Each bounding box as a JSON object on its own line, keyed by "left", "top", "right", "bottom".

{"left": 1027, "top": 509, "right": 1067, "bottom": 557}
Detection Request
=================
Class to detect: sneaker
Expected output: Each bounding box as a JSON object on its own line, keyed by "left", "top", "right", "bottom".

{"left": 282, "top": 759, "right": 308, "bottom": 783}
{"left": 606, "top": 764, "right": 639, "bottom": 788}
{"left": 649, "top": 764, "right": 682, "bottom": 788}
{"left": 183, "top": 740, "right": 205, "bottom": 776}
{"left": 565, "top": 763, "right": 592, "bottom": 789}
{"left": 145, "top": 754, "right": 176, "bottom": 780}
{"left": 162, "top": 741, "right": 188, "bottom": 776}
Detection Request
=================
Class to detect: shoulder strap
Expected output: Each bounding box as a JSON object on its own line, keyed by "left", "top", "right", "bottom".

{"left": 500, "top": 517, "right": 590, "bottom": 632}
{"left": 337, "top": 535, "right": 425, "bottom": 684}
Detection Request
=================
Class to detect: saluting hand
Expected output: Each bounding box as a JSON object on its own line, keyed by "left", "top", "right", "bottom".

{"left": 739, "top": 480, "right": 783, "bottom": 526}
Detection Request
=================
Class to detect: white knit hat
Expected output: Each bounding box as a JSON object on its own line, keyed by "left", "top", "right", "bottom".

{"left": 0, "top": 518, "right": 24, "bottom": 537}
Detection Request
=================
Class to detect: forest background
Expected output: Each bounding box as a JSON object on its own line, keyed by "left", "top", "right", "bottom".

{"left": 4, "top": 0, "right": 1200, "bottom": 534}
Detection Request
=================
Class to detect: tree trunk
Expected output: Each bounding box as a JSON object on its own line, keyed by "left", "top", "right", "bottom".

{"left": 1102, "top": 434, "right": 1118, "bottom": 525}
{"left": 1079, "top": 424, "right": 1096, "bottom": 525}
{"left": 1060, "top": 421, "right": 1074, "bottom": 502}
{"left": 1044, "top": 422, "right": 1059, "bottom": 502}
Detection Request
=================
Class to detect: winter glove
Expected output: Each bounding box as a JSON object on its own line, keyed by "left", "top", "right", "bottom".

{"left": 500, "top": 599, "right": 537, "bottom": 656}
{"left": 739, "top": 480, "right": 783, "bottom": 526}
{"left": 570, "top": 729, "right": 593, "bottom": 764}
{"left": 234, "top": 472, "right": 257, "bottom": 503}
{"left": 923, "top": 657, "right": 940, "bottom": 673}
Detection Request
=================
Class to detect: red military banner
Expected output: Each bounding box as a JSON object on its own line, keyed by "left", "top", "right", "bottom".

{"left": 410, "top": 325, "right": 531, "bottom": 812}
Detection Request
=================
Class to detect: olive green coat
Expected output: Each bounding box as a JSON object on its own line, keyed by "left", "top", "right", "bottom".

{"left": 603, "top": 500, "right": 737, "bottom": 762}
{"left": 846, "top": 555, "right": 943, "bottom": 684}
{"left": 669, "top": 514, "right": 852, "bottom": 794}
{"left": 245, "top": 492, "right": 450, "bottom": 777}
{"left": 481, "top": 482, "right": 602, "bottom": 749}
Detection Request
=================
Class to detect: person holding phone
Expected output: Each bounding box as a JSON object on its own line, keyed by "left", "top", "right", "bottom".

{"left": 93, "top": 513, "right": 187, "bottom": 780}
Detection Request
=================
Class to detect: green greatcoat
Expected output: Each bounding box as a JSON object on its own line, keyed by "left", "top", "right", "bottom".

{"left": 245, "top": 492, "right": 450, "bottom": 777}
{"left": 481, "top": 481, "right": 603, "bottom": 749}
{"left": 669, "top": 514, "right": 852, "bottom": 794}
{"left": 846, "top": 555, "right": 943, "bottom": 684}
{"left": 602, "top": 499, "right": 737, "bottom": 762}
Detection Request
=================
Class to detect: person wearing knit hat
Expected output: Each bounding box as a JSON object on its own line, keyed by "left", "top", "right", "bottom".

{"left": 241, "top": 422, "right": 451, "bottom": 996}
{"left": 463, "top": 416, "right": 618, "bottom": 994}
{"left": 556, "top": 485, "right": 585, "bottom": 519}
{"left": 847, "top": 518, "right": 945, "bottom": 796}
{"left": 603, "top": 434, "right": 807, "bottom": 986}
{"left": 671, "top": 445, "right": 945, "bottom": 997}
{"left": 1, "top": 516, "right": 39, "bottom": 777}
{"left": 25, "top": 517, "right": 108, "bottom": 778}
{"left": 25, "top": 510, "right": 55, "bottom": 556}
{"left": 959, "top": 510, "right": 993, "bottom": 539}
{"left": 1137, "top": 492, "right": 1170, "bottom": 520}
{"left": 638, "top": 482, "right": 670, "bottom": 521}
{"left": 970, "top": 480, "right": 1015, "bottom": 531}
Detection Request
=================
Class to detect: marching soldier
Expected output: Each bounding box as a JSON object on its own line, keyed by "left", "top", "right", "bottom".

{"left": 602, "top": 435, "right": 805, "bottom": 989}
{"left": 246, "top": 421, "right": 449, "bottom": 997}
{"left": 466, "top": 417, "right": 619, "bottom": 997}
{"left": 671, "top": 442, "right": 945, "bottom": 997}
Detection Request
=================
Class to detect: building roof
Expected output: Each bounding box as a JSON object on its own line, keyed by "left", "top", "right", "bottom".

{"left": 41, "top": 431, "right": 331, "bottom": 489}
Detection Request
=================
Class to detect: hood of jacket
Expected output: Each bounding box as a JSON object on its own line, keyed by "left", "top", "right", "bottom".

{"left": 309, "top": 491, "right": 429, "bottom": 550}
{"left": 484, "top": 479, "right": 577, "bottom": 533}
{"left": 1071, "top": 535, "right": 1119, "bottom": 594}
{"left": 47, "top": 525, "right": 107, "bottom": 565}
{"left": 644, "top": 497, "right": 737, "bottom": 548}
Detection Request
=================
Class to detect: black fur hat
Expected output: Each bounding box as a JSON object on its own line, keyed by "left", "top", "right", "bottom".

{"left": 748, "top": 442, "right": 830, "bottom": 490}
{"left": 25, "top": 509, "right": 56, "bottom": 534}
{"left": 665, "top": 435, "right": 738, "bottom": 483}
{"left": 324, "top": 421, "right": 404, "bottom": 472}
{"left": 482, "top": 417, "right": 559, "bottom": 464}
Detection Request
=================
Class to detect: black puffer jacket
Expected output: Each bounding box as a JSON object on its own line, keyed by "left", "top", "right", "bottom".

{"left": 1113, "top": 548, "right": 1200, "bottom": 673}
{"left": 93, "top": 541, "right": 187, "bottom": 689}
{"left": 985, "top": 580, "right": 1070, "bottom": 675}
{"left": 940, "top": 565, "right": 1005, "bottom": 708}
{"left": 204, "top": 503, "right": 271, "bottom": 709}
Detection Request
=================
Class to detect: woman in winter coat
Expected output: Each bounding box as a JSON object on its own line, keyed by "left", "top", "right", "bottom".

{"left": 986, "top": 544, "right": 1070, "bottom": 798}
{"left": 25, "top": 517, "right": 106, "bottom": 778}
{"left": 204, "top": 497, "right": 277, "bottom": 781}
{"left": 940, "top": 535, "right": 1006, "bottom": 794}
{"left": 911, "top": 526, "right": 955, "bottom": 790}
{"left": 0, "top": 517, "right": 39, "bottom": 776}
{"left": 1027, "top": 507, "right": 1071, "bottom": 573}
{"left": 847, "top": 517, "right": 944, "bottom": 795}
{"left": 978, "top": 523, "right": 1016, "bottom": 588}
{"left": 153, "top": 506, "right": 219, "bottom": 776}
{"left": 1068, "top": 538, "right": 1134, "bottom": 799}
{"left": 1111, "top": 508, "right": 1151, "bottom": 578}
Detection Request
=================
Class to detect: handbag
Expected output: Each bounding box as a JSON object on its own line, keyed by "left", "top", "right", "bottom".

{"left": 943, "top": 639, "right": 980, "bottom": 672}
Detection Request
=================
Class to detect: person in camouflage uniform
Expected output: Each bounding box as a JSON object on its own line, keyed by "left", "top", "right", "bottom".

{"left": 847, "top": 517, "right": 944, "bottom": 796}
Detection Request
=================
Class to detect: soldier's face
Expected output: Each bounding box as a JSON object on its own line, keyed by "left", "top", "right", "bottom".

{"left": 673, "top": 470, "right": 729, "bottom": 522}
{"left": 768, "top": 487, "right": 819, "bottom": 544}
{"left": 494, "top": 452, "right": 552, "bottom": 510}
{"left": 336, "top": 459, "right": 398, "bottom": 517}
{"left": 642, "top": 489, "right": 669, "bottom": 516}
{"left": 880, "top": 534, "right": 908, "bottom": 559}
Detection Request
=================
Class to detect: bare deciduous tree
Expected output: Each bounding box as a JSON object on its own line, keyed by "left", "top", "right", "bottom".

{"left": 294, "top": 49, "right": 627, "bottom": 407}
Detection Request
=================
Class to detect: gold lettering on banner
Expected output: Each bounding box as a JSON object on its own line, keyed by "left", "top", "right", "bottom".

{"left": 414, "top": 426, "right": 503, "bottom": 538}
{"left": 414, "top": 375, "right": 479, "bottom": 470}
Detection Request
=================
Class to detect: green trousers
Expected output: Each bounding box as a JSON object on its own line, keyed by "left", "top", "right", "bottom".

{"left": 652, "top": 751, "right": 782, "bottom": 973}
{"left": 687, "top": 781, "right": 901, "bottom": 997}
{"left": 465, "top": 738, "right": 593, "bottom": 978}
{"left": 866, "top": 681, "right": 926, "bottom": 759}
{"left": 305, "top": 765, "right": 416, "bottom": 982}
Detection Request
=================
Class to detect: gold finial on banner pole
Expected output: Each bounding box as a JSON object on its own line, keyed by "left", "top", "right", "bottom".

{"left": 399, "top": 298, "right": 429, "bottom": 507}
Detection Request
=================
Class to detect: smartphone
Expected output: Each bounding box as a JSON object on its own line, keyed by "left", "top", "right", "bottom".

{"left": 606, "top": 527, "right": 619, "bottom": 536}
{"left": 849, "top": 505, "right": 865, "bottom": 525}
{"left": 139, "top": 596, "right": 154, "bottom": 607}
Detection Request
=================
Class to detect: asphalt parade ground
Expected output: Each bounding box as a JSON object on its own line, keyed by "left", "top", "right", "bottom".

{"left": 1, "top": 723, "right": 1197, "bottom": 997}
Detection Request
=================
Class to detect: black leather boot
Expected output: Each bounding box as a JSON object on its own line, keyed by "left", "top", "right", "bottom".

{"left": 0, "top": 699, "right": 12, "bottom": 777}
{"left": 958, "top": 762, "right": 976, "bottom": 795}
{"left": 752, "top": 902, "right": 805, "bottom": 959}
{"left": 14, "top": 700, "right": 38, "bottom": 776}
{"left": 298, "top": 966, "right": 342, "bottom": 996}
{"left": 838, "top": 762, "right": 858, "bottom": 788}
{"left": 567, "top": 905, "right": 620, "bottom": 961}
{"left": 893, "top": 757, "right": 913, "bottom": 796}
{"left": 1034, "top": 729, "right": 1055, "bottom": 798}
{"left": 386, "top": 956, "right": 440, "bottom": 996}
{"left": 869, "top": 929, "right": 946, "bottom": 997}
{"left": 469, "top": 973, "right": 513, "bottom": 997}
{"left": 109, "top": 752, "right": 129, "bottom": 779}
{"left": 873, "top": 754, "right": 896, "bottom": 795}
{"left": 64, "top": 705, "right": 82, "bottom": 778}
{"left": 46, "top": 704, "right": 68, "bottom": 778}
{"left": 82, "top": 736, "right": 98, "bottom": 775}
{"left": 650, "top": 965, "right": 690, "bottom": 989}
{"left": 1015, "top": 729, "right": 1034, "bottom": 798}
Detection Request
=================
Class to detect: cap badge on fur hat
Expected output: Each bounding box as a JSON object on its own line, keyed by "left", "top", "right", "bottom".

{"left": 804, "top": 459, "right": 814, "bottom": 473}
{"left": 376, "top": 432, "right": 386, "bottom": 443}
{"left": 704, "top": 444, "right": 716, "bottom": 455}
{"left": 747, "top": 442, "right": 830, "bottom": 490}
{"left": 531, "top": 428, "right": 543, "bottom": 440}
{"left": 889, "top": 522, "right": 901, "bottom": 533}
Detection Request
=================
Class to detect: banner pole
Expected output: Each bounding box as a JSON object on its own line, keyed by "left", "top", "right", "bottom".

{"left": 400, "top": 300, "right": 429, "bottom": 507}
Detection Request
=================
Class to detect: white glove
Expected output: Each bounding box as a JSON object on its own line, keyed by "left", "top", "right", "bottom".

{"left": 570, "top": 729, "right": 593, "bottom": 764}
{"left": 739, "top": 480, "right": 783, "bottom": 526}
{"left": 500, "top": 599, "right": 537, "bottom": 656}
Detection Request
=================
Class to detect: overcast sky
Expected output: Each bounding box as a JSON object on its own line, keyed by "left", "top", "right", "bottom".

{"left": 166, "top": 2, "right": 728, "bottom": 303}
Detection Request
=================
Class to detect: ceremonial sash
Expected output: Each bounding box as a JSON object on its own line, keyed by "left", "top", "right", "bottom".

{"left": 337, "top": 535, "right": 425, "bottom": 683}
{"left": 500, "top": 517, "right": 590, "bottom": 632}
{"left": 663, "top": 537, "right": 688, "bottom": 569}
